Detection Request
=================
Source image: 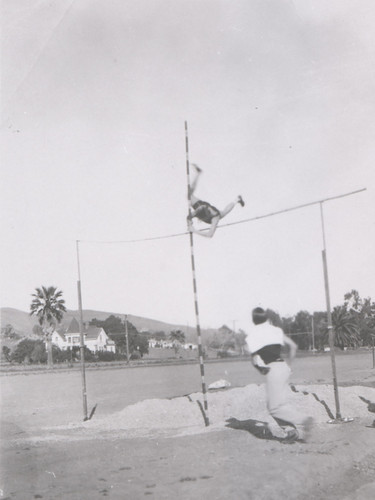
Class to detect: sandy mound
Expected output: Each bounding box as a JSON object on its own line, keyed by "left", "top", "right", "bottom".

{"left": 295, "top": 384, "right": 375, "bottom": 420}
{"left": 75, "top": 383, "right": 375, "bottom": 438}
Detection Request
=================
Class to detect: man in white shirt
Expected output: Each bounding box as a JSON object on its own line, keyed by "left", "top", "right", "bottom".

{"left": 246, "top": 307, "right": 313, "bottom": 442}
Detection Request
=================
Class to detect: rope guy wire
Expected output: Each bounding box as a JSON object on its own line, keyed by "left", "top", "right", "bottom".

{"left": 76, "top": 187, "right": 366, "bottom": 245}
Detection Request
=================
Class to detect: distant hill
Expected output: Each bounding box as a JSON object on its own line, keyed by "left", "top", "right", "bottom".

{"left": 1, "top": 308, "right": 39, "bottom": 335}
{"left": 0, "top": 307, "right": 217, "bottom": 344}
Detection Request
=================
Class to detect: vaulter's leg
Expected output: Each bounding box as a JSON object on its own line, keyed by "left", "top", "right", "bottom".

{"left": 219, "top": 196, "right": 245, "bottom": 218}
{"left": 189, "top": 164, "right": 202, "bottom": 205}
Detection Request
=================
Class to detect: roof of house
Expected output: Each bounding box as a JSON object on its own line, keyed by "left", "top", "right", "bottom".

{"left": 53, "top": 330, "right": 65, "bottom": 340}
{"left": 84, "top": 325, "right": 104, "bottom": 340}
{"left": 66, "top": 317, "right": 80, "bottom": 333}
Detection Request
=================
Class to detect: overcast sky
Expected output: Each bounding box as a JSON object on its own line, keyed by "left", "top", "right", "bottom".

{"left": 1, "top": 0, "right": 374, "bottom": 333}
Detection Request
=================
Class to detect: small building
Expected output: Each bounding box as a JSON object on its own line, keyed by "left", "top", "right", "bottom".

{"left": 148, "top": 338, "right": 175, "bottom": 349}
{"left": 52, "top": 318, "right": 116, "bottom": 353}
{"left": 183, "top": 343, "right": 198, "bottom": 350}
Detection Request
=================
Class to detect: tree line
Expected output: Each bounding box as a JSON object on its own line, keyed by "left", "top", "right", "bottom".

{"left": 205, "top": 289, "right": 374, "bottom": 354}
{"left": 268, "top": 289, "right": 375, "bottom": 351}
{"left": 1, "top": 287, "right": 374, "bottom": 366}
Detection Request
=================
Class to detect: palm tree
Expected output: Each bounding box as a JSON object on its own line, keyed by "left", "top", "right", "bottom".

{"left": 323, "top": 306, "right": 360, "bottom": 350}
{"left": 169, "top": 330, "right": 185, "bottom": 354}
{"left": 30, "top": 286, "right": 67, "bottom": 367}
{"left": 169, "top": 330, "right": 186, "bottom": 344}
{"left": 344, "top": 290, "right": 375, "bottom": 346}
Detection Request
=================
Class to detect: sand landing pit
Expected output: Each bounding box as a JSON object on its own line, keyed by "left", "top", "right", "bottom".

{"left": 74, "top": 383, "right": 375, "bottom": 440}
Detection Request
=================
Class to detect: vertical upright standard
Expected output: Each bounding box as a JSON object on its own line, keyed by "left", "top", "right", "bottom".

{"left": 76, "top": 240, "right": 88, "bottom": 421}
{"left": 125, "top": 314, "right": 130, "bottom": 363}
{"left": 311, "top": 314, "right": 315, "bottom": 353}
{"left": 185, "top": 121, "right": 209, "bottom": 426}
{"left": 319, "top": 203, "right": 341, "bottom": 419}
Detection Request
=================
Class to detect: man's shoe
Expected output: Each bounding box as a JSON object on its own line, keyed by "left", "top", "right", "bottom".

{"left": 302, "top": 417, "right": 314, "bottom": 442}
{"left": 282, "top": 429, "right": 299, "bottom": 443}
{"left": 192, "top": 163, "right": 202, "bottom": 173}
{"left": 238, "top": 196, "right": 245, "bottom": 207}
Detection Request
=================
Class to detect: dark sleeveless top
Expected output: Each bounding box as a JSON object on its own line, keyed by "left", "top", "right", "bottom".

{"left": 192, "top": 200, "right": 220, "bottom": 224}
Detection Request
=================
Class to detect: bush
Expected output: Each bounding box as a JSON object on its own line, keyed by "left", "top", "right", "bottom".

{"left": 130, "top": 351, "right": 141, "bottom": 360}
{"left": 52, "top": 345, "right": 74, "bottom": 363}
{"left": 209, "top": 340, "right": 222, "bottom": 349}
{"left": 2, "top": 346, "right": 11, "bottom": 361}
{"left": 130, "top": 334, "right": 148, "bottom": 357}
{"left": 217, "top": 350, "right": 230, "bottom": 358}
{"left": 67, "top": 346, "right": 97, "bottom": 362}
{"left": 11, "top": 339, "right": 46, "bottom": 364}
{"left": 97, "top": 351, "right": 116, "bottom": 362}
{"left": 217, "top": 349, "right": 239, "bottom": 358}
{"left": 31, "top": 342, "right": 47, "bottom": 364}
{"left": 81, "top": 346, "right": 97, "bottom": 362}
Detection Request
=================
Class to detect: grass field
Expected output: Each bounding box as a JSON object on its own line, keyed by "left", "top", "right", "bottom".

{"left": 1, "top": 350, "right": 375, "bottom": 499}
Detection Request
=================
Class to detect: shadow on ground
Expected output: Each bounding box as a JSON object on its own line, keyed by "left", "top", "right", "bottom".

{"left": 225, "top": 418, "right": 288, "bottom": 443}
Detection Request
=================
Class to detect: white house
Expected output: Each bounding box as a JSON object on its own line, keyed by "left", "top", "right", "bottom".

{"left": 148, "top": 338, "right": 175, "bottom": 349}
{"left": 148, "top": 338, "right": 197, "bottom": 351}
{"left": 51, "top": 330, "right": 67, "bottom": 350}
{"left": 52, "top": 318, "right": 116, "bottom": 353}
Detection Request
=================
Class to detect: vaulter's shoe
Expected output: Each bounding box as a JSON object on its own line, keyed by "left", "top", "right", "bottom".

{"left": 238, "top": 195, "right": 245, "bottom": 207}
{"left": 192, "top": 163, "right": 202, "bottom": 173}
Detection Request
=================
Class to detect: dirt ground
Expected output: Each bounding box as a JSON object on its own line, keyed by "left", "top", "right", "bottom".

{"left": 1, "top": 354, "right": 375, "bottom": 499}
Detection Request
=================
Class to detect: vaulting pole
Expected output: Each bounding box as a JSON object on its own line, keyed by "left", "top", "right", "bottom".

{"left": 76, "top": 240, "right": 88, "bottom": 421}
{"left": 319, "top": 204, "right": 341, "bottom": 419}
{"left": 185, "top": 121, "right": 209, "bottom": 426}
